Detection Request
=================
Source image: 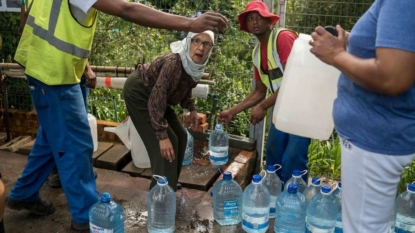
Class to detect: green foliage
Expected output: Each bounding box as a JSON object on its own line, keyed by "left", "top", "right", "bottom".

{"left": 307, "top": 136, "right": 341, "bottom": 181}
{"left": 0, "top": 12, "right": 20, "bottom": 61}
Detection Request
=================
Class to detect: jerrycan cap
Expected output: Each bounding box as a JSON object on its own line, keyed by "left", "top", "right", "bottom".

{"left": 266, "top": 165, "right": 276, "bottom": 172}
{"left": 287, "top": 183, "right": 298, "bottom": 194}
{"left": 215, "top": 124, "right": 223, "bottom": 130}
{"left": 408, "top": 184, "right": 415, "bottom": 192}
{"left": 100, "top": 192, "right": 111, "bottom": 203}
{"left": 321, "top": 185, "right": 331, "bottom": 194}
{"left": 292, "top": 170, "right": 302, "bottom": 177}
{"left": 252, "top": 174, "right": 262, "bottom": 183}
{"left": 223, "top": 171, "right": 232, "bottom": 180}
{"left": 311, "top": 177, "right": 321, "bottom": 186}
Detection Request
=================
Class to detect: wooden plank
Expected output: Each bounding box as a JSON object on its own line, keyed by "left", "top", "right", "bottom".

{"left": 121, "top": 161, "right": 146, "bottom": 177}
{"left": 0, "top": 136, "right": 31, "bottom": 152}
{"left": 16, "top": 140, "right": 35, "bottom": 155}
{"left": 0, "top": 132, "right": 7, "bottom": 146}
{"left": 92, "top": 142, "right": 114, "bottom": 166}
{"left": 141, "top": 168, "right": 153, "bottom": 179}
{"left": 178, "top": 163, "right": 221, "bottom": 191}
{"left": 189, "top": 131, "right": 256, "bottom": 151}
{"left": 96, "top": 144, "right": 131, "bottom": 171}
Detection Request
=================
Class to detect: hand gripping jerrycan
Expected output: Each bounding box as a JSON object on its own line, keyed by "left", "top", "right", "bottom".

{"left": 272, "top": 33, "right": 341, "bottom": 140}
{"left": 104, "top": 117, "right": 151, "bottom": 168}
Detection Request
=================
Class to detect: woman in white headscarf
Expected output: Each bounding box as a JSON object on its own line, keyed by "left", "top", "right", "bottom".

{"left": 123, "top": 31, "right": 214, "bottom": 191}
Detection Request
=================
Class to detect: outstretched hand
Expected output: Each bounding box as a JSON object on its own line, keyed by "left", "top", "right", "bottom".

{"left": 189, "top": 12, "right": 229, "bottom": 34}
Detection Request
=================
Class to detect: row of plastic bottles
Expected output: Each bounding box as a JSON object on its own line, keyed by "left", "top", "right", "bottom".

{"left": 393, "top": 184, "right": 415, "bottom": 233}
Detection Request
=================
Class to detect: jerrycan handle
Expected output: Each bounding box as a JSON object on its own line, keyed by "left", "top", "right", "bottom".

{"left": 123, "top": 117, "right": 132, "bottom": 149}
{"left": 324, "top": 25, "right": 338, "bottom": 37}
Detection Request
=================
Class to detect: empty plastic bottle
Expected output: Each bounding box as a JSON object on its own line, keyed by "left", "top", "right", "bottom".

{"left": 242, "top": 174, "right": 270, "bottom": 233}
{"left": 89, "top": 192, "right": 124, "bottom": 233}
{"left": 176, "top": 188, "right": 193, "bottom": 227}
{"left": 183, "top": 128, "right": 194, "bottom": 166}
{"left": 209, "top": 124, "right": 229, "bottom": 165}
{"left": 394, "top": 183, "right": 415, "bottom": 233}
{"left": 147, "top": 176, "right": 176, "bottom": 233}
{"left": 262, "top": 164, "right": 282, "bottom": 218}
{"left": 306, "top": 185, "right": 339, "bottom": 233}
{"left": 212, "top": 171, "right": 243, "bottom": 225}
{"left": 274, "top": 183, "right": 307, "bottom": 233}
{"left": 303, "top": 177, "right": 322, "bottom": 206}
{"left": 284, "top": 170, "right": 308, "bottom": 193}
{"left": 333, "top": 182, "right": 343, "bottom": 233}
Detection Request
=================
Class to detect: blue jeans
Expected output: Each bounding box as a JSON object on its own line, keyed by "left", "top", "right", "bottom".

{"left": 80, "top": 76, "right": 89, "bottom": 113}
{"left": 265, "top": 123, "right": 311, "bottom": 184}
{"left": 8, "top": 76, "right": 97, "bottom": 223}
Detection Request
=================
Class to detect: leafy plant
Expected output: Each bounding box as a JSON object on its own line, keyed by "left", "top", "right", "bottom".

{"left": 307, "top": 135, "right": 341, "bottom": 181}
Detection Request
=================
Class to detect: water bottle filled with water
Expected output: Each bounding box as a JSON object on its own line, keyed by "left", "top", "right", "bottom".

{"left": 242, "top": 174, "right": 270, "bottom": 233}
{"left": 182, "top": 128, "right": 194, "bottom": 166}
{"left": 284, "top": 170, "right": 308, "bottom": 193}
{"left": 274, "top": 183, "right": 307, "bottom": 233}
{"left": 147, "top": 175, "right": 176, "bottom": 233}
{"left": 306, "top": 185, "right": 338, "bottom": 233}
{"left": 332, "top": 182, "right": 343, "bottom": 233}
{"left": 394, "top": 183, "right": 415, "bottom": 233}
{"left": 303, "top": 177, "right": 322, "bottom": 206}
{"left": 212, "top": 171, "right": 243, "bottom": 225}
{"left": 176, "top": 188, "right": 193, "bottom": 227}
{"left": 262, "top": 164, "right": 282, "bottom": 218}
{"left": 209, "top": 124, "right": 229, "bottom": 165}
{"left": 89, "top": 192, "right": 125, "bottom": 233}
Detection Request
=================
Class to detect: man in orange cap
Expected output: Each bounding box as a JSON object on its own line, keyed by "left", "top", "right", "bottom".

{"left": 219, "top": 0, "right": 310, "bottom": 186}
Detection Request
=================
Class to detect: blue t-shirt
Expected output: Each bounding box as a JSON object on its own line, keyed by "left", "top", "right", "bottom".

{"left": 334, "top": 0, "right": 415, "bottom": 155}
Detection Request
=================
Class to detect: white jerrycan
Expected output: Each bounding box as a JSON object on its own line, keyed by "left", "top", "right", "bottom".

{"left": 104, "top": 117, "right": 151, "bottom": 168}
{"left": 87, "top": 114, "right": 98, "bottom": 152}
{"left": 272, "top": 33, "right": 341, "bottom": 140}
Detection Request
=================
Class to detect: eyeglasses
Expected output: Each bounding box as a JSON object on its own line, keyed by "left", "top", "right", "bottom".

{"left": 191, "top": 38, "right": 214, "bottom": 49}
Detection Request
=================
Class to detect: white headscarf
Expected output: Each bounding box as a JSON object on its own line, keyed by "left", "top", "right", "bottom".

{"left": 170, "top": 31, "right": 215, "bottom": 82}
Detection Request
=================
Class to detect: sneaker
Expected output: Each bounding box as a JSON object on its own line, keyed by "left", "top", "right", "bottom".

{"left": 48, "top": 169, "right": 98, "bottom": 188}
{"left": 71, "top": 220, "right": 89, "bottom": 231}
{"left": 5, "top": 197, "right": 55, "bottom": 216}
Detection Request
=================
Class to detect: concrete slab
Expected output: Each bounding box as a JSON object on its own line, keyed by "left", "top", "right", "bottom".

{"left": 0, "top": 136, "right": 31, "bottom": 153}
{"left": 92, "top": 142, "right": 114, "bottom": 166}
{"left": 16, "top": 139, "right": 35, "bottom": 156}
{"left": 95, "top": 144, "right": 131, "bottom": 171}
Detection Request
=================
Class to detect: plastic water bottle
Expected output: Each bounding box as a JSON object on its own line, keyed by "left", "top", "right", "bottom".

{"left": 306, "top": 185, "right": 338, "bottom": 233}
{"left": 147, "top": 176, "right": 176, "bottom": 233}
{"left": 284, "top": 170, "right": 308, "bottom": 193}
{"left": 394, "top": 183, "right": 415, "bottom": 233}
{"left": 209, "top": 124, "right": 229, "bottom": 165}
{"left": 333, "top": 182, "right": 343, "bottom": 233}
{"left": 182, "top": 128, "right": 194, "bottom": 166}
{"left": 262, "top": 164, "right": 282, "bottom": 218}
{"left": 242, "top": 174, "right": 270, "bottom": 233}
{"left": 176, "top": 188, "right": 193, "bottom": 227}
{"left": 212, "top": 171, "right": 243, "bottom": 225}
{"left": 274, "top": 183, "right": 307, "bottom": 233}
{"left": 303, "top": 177, "right": 321, "bottom": 206}
{"left": 89, "top": 192, "right": 124, "bottom": 233}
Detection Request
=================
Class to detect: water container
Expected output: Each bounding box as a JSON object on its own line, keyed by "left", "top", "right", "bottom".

{"left": 209, "top": 124, "right": 229, "bottom": 165}
{"left": 333, "top": 182, "right": 343, "bottom": 233}
{"left": 176, "top": 189, "right": 193, "bottom": 227}
{"left": 394, "top": 183, "right": 415, "bottom": 233}
{"left": 104, "top": 117, "right": 151, "bottom": 168}
{"left": 272, "top": 33, "right": 341, "bottom": 140}
{"left": 262, "top": 165, "right": 282, "bottom": 218}
{"left": 242, "top": 175, "right": 270, "bottom": 233}
{"left": 89, "top": 192, "right": 124, "bottom": 233}
{"left": 212, "top": 171, "right": 243, "bottom": 226}
{"left": 87, "top": 114, "right": 98, "bottom": 152}
{"left": 183, "top": 128, "right": 194, "bottom": 166}
{"left": 147, "top": 176, "right": 176, "bottom": 233}
{"left": 284, "top": 170, "right": 308, "bottom": 193}
{"left": 274, "top": 183, "right": 307, "bottom": 233}
{"left": 306, "top": 185, "right": 339, "bottom": 233}
{"left": 303, "top": 177, "right": 322, "bottom": 205}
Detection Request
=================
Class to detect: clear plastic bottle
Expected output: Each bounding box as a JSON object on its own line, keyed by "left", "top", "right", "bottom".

{"left": 147, "top": 176, "right": 176, "bottom": 233}
{"left": 262, "top": 164, "right": 282, "bottom": 218}
{"left": 394, "top": 183, "right": 415, "bottom": 233}
{"left": 212, "top": 171, "right": 243, "bottom": 225}
{"left": 303, "top": 177, "right": 321, "bottom": 206}
{"left": 89, "top": 192, "right": 125, "bottom": 233}
{"left": 284, "top": 170, "right": 308, "bottom": 193}
{"left": 176, "top": 188, "right": 193, "bottom": 227}
{"left": 306, "top": 185, "right": 338, "bottom": 233}
{"left": 182, "top": 128, "right": 194, "bottom": 166}
{"left": 274, "top": 183, "right": 307, "bottom": 233}
{"left": 209, "top": 124, "right": 229, "bottom": 165}
{"left": 242, "top": 174, "right": 270, "bottom": 233}
{"left": 333, "top": 182, "right": 343, "bottom": 233}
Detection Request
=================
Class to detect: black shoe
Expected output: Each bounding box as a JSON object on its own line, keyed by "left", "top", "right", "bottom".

{"left": 71, "top": 220, "right": 89, "bottom": 231}
{"left": 48, "top": 169, "right": 98, "bottom": 188}
{"left": 0, "top": 219, "right": 4, "bottom": 233}
{"left": 5, "top": 197, "right": 55, "bottom": 216}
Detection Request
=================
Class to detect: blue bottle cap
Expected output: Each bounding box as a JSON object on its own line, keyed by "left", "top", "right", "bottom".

{"left": 338, "top": 182, "right": 342, "bottom": 189}
{"left": 266, "top": 165, "right": 276, "bottom": 172}
{"left": 408, "top": 184, "right": 415, "bottom": 192}
{"left": 287, "top": 183, "right": 298, "bottom": 194}
{"left": 292, "top": 170, "right": 301, "bottom": 176}
{"left": 215, "top": 124, "right": 223, "bottom": 130}
{"left": 157, "top": 176, "right": 168, "bottom": 185}
{"left": 312, "top": 177, "right": 321, "bottom": 185}
{"left": 223, "top": 171, "right": 232, "bottom": 180}
{"left": 100, "top": 192, "right": 111, "bottom": 203}
{"left": 321, "top": 185, "right": 331, "bottom": 194}
{"left": 252, "top": 174, "right": 262, "bottom": 183}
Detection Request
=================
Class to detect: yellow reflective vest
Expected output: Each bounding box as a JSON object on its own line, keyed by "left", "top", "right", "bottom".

{"left": 252, "top": 29, "right": 297, "bottom": 93}
{"left": 15, "top": 0, "right": 98, "bottom": 85}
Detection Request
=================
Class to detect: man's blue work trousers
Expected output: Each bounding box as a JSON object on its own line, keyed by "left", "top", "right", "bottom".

{"left": 8, "top": 76, "right": 97, "bottom": 223}
{"left": 265, "top": 123, "right": 311, "bottom": 184}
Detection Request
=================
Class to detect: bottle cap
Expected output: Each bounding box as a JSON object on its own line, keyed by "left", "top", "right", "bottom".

{"left": 157, "top": 176, "right": 168, "bottom": 185}
{"left": 100, "top": 192, "right": 111, "bottom": 203}
{"left": 252, "top": 174, "right": 262, "bottom": 183}
{"left": 288, "top": 183, "right": 298, "bottom": 194}
{"left": 408, "top": 184, "right": 415, "bottom": 192}
{"left": 338, "top": 182, "right": 342, "bottom": 189}
{"left": 215, "top": 124, "right": 223, "bottom": 130}
{"left": 292, "top": 170, "right": 301, "bottom": 177}
{"left": 321, "top": 185, "right": 331, "bottom": 194}
{"left": 223, "top": 171, "right": 232, "bottom": 180}
{"left": 311, "top": 177, "right": 321, "bottom": 186}
{"left": 266, "top": 165, "right": 276, "bottom": 172}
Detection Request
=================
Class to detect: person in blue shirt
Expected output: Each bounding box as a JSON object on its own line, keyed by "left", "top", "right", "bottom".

{"left": 309, "top": 0, "right": 415, "bottom": 232}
